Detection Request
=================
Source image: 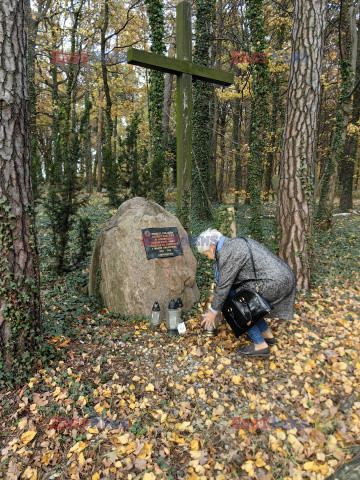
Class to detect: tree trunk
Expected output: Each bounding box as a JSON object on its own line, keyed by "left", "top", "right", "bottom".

{"left": 316, "top": 0, "right": 358, "bottom": 229}
{"left": 163, "top": 38, "right": 175, "bottom": 151}
{"left": 25, "top": 0, "right": 50, "bottom": 200}
{"left": 209, "top": 0, "right": 223, "bottom": 201}
{"left": 101, "top": 0, "right": 117, "bottom": 205}
{"left": 264, "top": 77, "right": 281, "bottom": 201}
{"left": 246, "top": 0, "right": 270, "bottom": 241}
{"left": 339, "top": 23, "right": 360, "bottom": 211}
{"left": 145, "top": 0, "right": 166, "bottom": 206}
{"left": 85, "top": 91, "right": 93, "bottom": 194}
{"left": 97, "top": 92, "right": 104, "bottom": 192}
{"left": 192, "top": 0, "right": 216, "bottom": 221}
{"left": 0, "top": 0, "right": 42, "bottom": 372}
{"left": 217, "top": 104, "right": 228, "bottom": 203}
{"left": 211, "top": 94, "right": 220, "bottom": 200}
{"left": 276, "top": 0, "right": 327, "bottom": 291}
{"left": 233, "top": 95, "right": 242, "bottom": 210}
{"left": 163, "top": 73, "right": 173, "bottom": 150}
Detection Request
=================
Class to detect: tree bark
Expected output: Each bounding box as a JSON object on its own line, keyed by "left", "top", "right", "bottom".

{"left": 85, "top": 91, "right": 93, "bottom": 194}
{"left": 97, "top": 92, "right": 104, "bottom": 192}
{"left": 145, "top": 0, "right": 166, "bottom": 206}
{"left": 210, "top": 0, "right": 223, "bottom": 201}
{"left": 339, "top": 21, "right": 360, "bottom": 211}
{"left": 163, "top": 38, "right": 175, "bottom": 151}
{"left": 246, "top": 0, "right": 270, "bottom": 241}
{"left": 316, "top": 0, "right": 358, "bottom": 228}
{"left": 264, "top": 76, "right": 282, "bottom": 201}
{"left": 233, "top": 95, "right": 242, "bottom": 210}
{"left": 25, "top": 0, "right": 51, "bottom": 200}
{"left": 0, "top": 0, "right": 42, "bottom": 370}
{"left": 217, "top": 104, "right": 228, "bottom": 203}
{"left": 191, "top": 0, "right": 216, "bottom": 221}
{"left": 101, "top": 0, "right": 117, "bottom": 205}
{"left": 276, "top": 0, "right": 327, "bottom": 291}
{"left": 211, "top": 95, "right": 220, "bottom": 200}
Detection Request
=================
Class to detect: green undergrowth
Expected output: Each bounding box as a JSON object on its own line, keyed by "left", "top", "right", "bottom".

{"left": 38, "top": 195, "right": 359, "bottom": 338}
{"left": 1, "top": 194, "right": 357, "bottom": 389}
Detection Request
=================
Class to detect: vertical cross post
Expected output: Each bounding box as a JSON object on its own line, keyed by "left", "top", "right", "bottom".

{"left": 127, "top": 1, "right": 234, "bottom": 231}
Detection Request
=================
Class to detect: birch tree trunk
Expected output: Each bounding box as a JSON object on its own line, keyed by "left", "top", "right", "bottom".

{"left": 276, "top": 0, "right": 327, "bottom": 291}
{"left": 0, "top": 0, "right": 42, "bottom": 371}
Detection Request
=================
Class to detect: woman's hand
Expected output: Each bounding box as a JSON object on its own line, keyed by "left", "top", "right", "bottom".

{"left": 201, "top": 311, "right": 217, "bottom": 329}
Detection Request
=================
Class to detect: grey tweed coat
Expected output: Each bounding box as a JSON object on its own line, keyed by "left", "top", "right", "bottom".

{"left": 212, "top": 237, "right": 296, "bottom": 319}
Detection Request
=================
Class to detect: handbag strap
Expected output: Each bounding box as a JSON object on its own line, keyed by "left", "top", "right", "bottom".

{"left": 240, "top": 237, "right": 257, "bottom": 280}
{"left": 217, "top": 236, "right": 259, "bottom": 292}
{"left": 239, "top": 237, "right": 260, "bottom": 293}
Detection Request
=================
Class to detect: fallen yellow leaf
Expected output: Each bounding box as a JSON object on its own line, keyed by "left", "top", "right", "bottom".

{"left": 190, "top": 439, "right": 199, "bottom": 450}
{"left": 143, "top": 472, "right": 156, "bottom": 479}
{"left": 21, "top": 430, "right": 37, "bottom": 445}
{"left": 232, "top": 375, "right": 243, "bottom": 385}
{"left": 220, "top": 357, "right": 231, "bottom": 365}
{"left": 303, "top": 461, "right": 320, "bottom": 472}
{"left": 69, "top": 440, "right": 87, "bottom": 454}
{"left": 42, "top": 450, "right": 54, "bottom": 466}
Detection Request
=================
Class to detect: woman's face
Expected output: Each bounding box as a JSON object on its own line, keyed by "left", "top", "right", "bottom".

{"left": 203, "top": 245, "right": 215, "bottom": 261}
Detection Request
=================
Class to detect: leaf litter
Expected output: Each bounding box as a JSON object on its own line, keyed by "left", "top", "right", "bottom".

{"left": 0, "top": 196, "right": 359, "bottom": 480}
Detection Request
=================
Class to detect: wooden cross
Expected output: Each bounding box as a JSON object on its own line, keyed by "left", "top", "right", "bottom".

{"left": 127, "top": 0, "right": 234, "bottom": 223}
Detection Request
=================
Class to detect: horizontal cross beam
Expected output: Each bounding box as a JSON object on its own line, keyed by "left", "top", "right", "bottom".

{"left": 127, "top": 48, "right": 234, "bottom": 87}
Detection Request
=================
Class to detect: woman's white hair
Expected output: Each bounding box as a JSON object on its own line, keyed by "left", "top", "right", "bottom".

{"left": 196, "top": 228, "right": 224, "bottom": 254}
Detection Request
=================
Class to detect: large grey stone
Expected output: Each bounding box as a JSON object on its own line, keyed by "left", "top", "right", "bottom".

{"left": 325, "top": 449, "right": 360, "bottom": 480}
{"left": 88, "top": 197, "right": 200, "bottom": 319}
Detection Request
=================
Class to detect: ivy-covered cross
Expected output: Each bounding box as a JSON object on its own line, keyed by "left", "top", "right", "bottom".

{"left": 127, "top": 0, "right": 234, "bottom": 225}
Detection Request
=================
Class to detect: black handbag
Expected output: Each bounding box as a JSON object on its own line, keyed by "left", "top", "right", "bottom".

{"left": 221, "top": 237, "right": 273, "bottom": 338}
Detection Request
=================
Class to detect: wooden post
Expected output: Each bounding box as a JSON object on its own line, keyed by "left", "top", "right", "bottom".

{"left": 127, "top": 0, "right": 234, "bottom": 229}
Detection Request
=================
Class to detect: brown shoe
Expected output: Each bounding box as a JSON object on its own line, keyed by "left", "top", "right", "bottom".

{"left": 264, "top": 337, "right": 277, "bottom": 345}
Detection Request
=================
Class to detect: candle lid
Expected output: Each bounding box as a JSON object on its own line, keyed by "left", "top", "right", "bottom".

{"left": 175, "top": 297, "right": 183, "bottom": 308}
{"left": 168, "top": 299, "right": 177, "bottom": 310}
{"left": 152, "top": 301, "right": 160, "bottom": 311}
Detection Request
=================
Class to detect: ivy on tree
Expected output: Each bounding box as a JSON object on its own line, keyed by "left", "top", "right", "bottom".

{"left": 246, "top": 0, "right": 270, "bottom": 241}
{"left": 191, "top": 0, "right": 216, "bottom": 223}
{"left": 44, "top": 3, "right": 86, "bottom": 275}
{"left": 145, "top": 0, "right": 166, "bottom": 206}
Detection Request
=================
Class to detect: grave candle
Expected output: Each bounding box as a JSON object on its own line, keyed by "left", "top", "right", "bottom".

{"left": 166, "top": 299, "right": 180, "bottom": 335}
{"left": 151, "top": 301, "right": 161, "bottom": 326}
{"left": 202, "top": 283, "right": 220, "bottom": 337}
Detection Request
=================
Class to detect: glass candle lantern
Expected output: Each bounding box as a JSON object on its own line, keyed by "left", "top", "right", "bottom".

{"left": 202, "top": 283, "right": 220, "bottom": 337}
{"left": 175, "top": 297, "right": 183, "bottom": 319}
{"left": 151, "top": 301, "right": 161, "bottom": 326}
{"left": 166, "top": 299, "right": 180, "bottom": 335}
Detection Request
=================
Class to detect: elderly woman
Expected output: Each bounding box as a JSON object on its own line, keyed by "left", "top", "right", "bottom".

{"left": 197, "top": 229, "right": 296, "bottom": 358}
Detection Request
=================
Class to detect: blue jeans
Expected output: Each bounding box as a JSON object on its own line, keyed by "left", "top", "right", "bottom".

{"left": 228, "top": 289, "right": 269, "bottom": 345}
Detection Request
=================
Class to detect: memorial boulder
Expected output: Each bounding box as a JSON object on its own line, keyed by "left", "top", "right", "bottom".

{"left": 88, "top": 197, "right": 200, "bottom": 319}
{"left": 324, "top": 448, "right": 360, "bottom": 480}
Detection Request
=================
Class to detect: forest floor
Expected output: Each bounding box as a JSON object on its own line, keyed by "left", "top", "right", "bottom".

{"left": 1, "top": 195, "right": 360, "bottom": 480}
